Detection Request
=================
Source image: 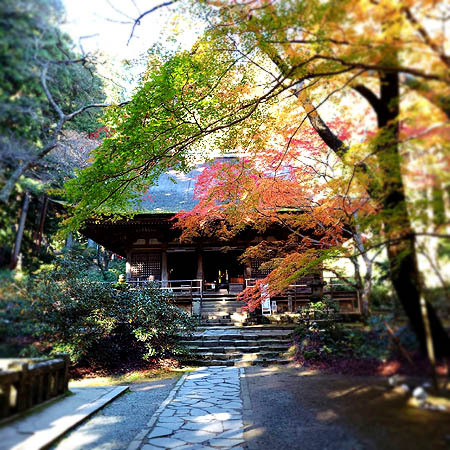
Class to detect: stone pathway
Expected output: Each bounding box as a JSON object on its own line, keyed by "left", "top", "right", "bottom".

{"left": 130, "top": 366, "right": 245, "bottom": 449}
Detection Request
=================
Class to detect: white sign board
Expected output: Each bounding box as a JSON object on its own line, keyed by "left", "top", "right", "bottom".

{"left": 261, "top": 284, "right": 271, "bottom": 315}
{"left": 271, "top": 300, "right": 277, "bottom": 314}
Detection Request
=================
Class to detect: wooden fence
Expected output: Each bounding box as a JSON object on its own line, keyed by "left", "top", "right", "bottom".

{"left": 0, "top": 354, "right": 70, "bottom": 421}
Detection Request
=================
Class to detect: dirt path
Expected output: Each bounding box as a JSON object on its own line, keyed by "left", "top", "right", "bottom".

{"left": 242, "top": 366, "right": 450, "bottom": 450}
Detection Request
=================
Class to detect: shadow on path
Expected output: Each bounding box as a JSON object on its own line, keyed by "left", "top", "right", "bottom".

{"left": 243, "top": 366, "right": 450, "bottom": 450}
{"left": 54, "top": 378, "right": 177, "bottom": 450}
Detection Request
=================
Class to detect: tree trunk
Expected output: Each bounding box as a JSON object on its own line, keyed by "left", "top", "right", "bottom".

{"left": 303, "top": 73, "right": 449, "bottom": 356}
{"left": 264, "top": 42, "right": 449, "bottom": 356}
{"left": 36, "top": 195, "right": 49, "bottom": 249}
{"left": 10, "top": 190, "right": 31, "bottom": 270}
{"left": 360, "top": 262, "right": 373, "bottom": 319}
{"left": 378, "top": 72, "right": 449, "bottom": 357}
{"left": 0, "top": 162, "right": 28, "bottom": 204}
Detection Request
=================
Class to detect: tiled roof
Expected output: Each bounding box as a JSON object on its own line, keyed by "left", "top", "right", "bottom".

{"left": 137, "top": 166, "right": 205, "bottom": 213}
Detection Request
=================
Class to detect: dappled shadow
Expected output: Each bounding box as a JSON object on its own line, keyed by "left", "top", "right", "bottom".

{"left": 242, "top": 366, "right": 450, "bottom": 450}
{"left": 52, "top": 378, "right": 177, "bottom": 449}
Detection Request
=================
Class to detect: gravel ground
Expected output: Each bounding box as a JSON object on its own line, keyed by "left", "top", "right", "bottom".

{"left": 243, "top": 366, "right": 450, "bottom": 450}
{"left": 53, "top": 377, "right": 177, "bottom": 450}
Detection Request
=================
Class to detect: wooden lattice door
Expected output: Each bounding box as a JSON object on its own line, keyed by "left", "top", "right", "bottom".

{"left": 130, "top": 252, "right": 161, "bottom": 280}
{"left": 250, "top": 258, "right": 271, "bottom": 279}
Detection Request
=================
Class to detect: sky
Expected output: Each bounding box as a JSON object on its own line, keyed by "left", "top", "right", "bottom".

{"left": 62, "top": 0, "right": 200, "bottom": 94}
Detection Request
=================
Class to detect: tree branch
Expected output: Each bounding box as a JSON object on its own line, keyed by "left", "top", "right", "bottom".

{"left": 127, "top": 1, "right": 176, "bottom": 45}
{"left": 0, "top": 62, "right": 129, "bottom": 204}
{"left": 353, "top": 84, "right": 384, "bottom": 121}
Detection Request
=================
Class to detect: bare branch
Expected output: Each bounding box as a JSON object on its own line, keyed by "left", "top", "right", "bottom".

{"left": 127, "top": 1, "right": 176, "bottom": 45}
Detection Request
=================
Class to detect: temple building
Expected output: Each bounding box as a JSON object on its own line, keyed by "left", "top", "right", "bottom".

{"left": 82, "top": 161, "right": 360, "bottom": 316}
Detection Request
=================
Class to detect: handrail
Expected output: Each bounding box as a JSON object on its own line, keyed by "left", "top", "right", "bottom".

{"left": 127, "top": 280, "right": 203, "bottom": 304}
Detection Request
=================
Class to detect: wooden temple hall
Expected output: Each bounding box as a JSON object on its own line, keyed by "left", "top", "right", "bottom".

{"left": 82, "top": 163, "right": 361, "bottom": 315}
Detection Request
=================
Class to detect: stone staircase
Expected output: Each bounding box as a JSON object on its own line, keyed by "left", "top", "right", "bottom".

{"left": 181, "top": 326, "right": 295, "bottom": 367}
{"left": 199, "top": 294, "right": 248, "bottom": 326}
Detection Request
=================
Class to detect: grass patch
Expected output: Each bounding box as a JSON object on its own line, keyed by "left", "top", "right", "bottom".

{"left": 69, "top": 366, "right": 198, "bottom": 387}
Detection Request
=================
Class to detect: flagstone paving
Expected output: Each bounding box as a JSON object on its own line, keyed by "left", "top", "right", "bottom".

{"left": 132, "top": 366, "right": 245, "bottom": 449}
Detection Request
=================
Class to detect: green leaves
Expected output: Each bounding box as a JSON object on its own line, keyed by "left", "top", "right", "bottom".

{"left": 27, "top": 254, "right": 196, "bottom": 364}
{"left": 64, "top": 34, "right": 276, "bottom": 229}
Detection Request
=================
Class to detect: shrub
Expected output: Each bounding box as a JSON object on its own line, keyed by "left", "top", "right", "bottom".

{"left": 0, "top": 270, "right": 34, "bottom": 347}
{"left": 295, "top": 313, "right": 419, "bottom": 365}
{"left": 28, "top": 255, "right": 197, "bottom": 364}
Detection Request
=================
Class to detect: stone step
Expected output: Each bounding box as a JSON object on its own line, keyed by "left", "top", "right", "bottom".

{"left": 200, "top": 306, "right": 243, "bottom": 311}
{"left": 200, "top": 307, "right": 239, "bottom": 310}
{"left": 184, "top": 358, "right": 291, "bottom": 367}
{"left": 193, "top": 336, "right": 291, "bottom": 341}
{"left": 183, "top": 359, "right": 236, "bottom": 366}
{"left": 201, "top": 303, "right": 241, "bottom": 307}
{"left": 201, "top": 299, "right": 242, "bottom": 302}
{"left": 183, "top": 334, "right": 293, "bottom": 342}
{"left": 187, "top": 345, "right": 291, "bottom": 354}
{"left": 201, "top": 312, "right": 234, "bottom": 317}
{"left": 201, "top": 316, "right": 231, "bottom": 321}
{"left": 193, "top": 325, "right": 296, "bottom": 331}
{"left": 188, "top": 350, "right": 289, "bottom": 360}
{"left": 199, "top": 318, "right": 233, "bottom": 324}
{"left": 235, "top": 358, "right": 291, "bottom": 367}
{"left": 181, "top": 337, "right": 293, "bottom": 347}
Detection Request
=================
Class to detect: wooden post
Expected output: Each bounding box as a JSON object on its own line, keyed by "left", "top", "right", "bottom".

{"left": 161, "top": 250, "right": 168, "bottom": 283}
{"left": 37, "top": 372, "right": 44, "bottom": 404}
{"left": 196, "top": 251, "right": 203, "bottom": 280}
{"left": 0, "top": 383, "right": 11, "bottom": 418}
{"left": 55, "top": 353, "right": 70, "bottom": 393}
{"left": 126, "top": 250, "right": 132, "bottom": 281}
{"left": 16, "top": 362, "right": 29, "bottom": 412}
{"left": 288, "top": 294, "right": 293, "bottom": 313}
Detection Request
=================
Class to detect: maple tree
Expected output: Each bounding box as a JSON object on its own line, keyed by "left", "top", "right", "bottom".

{"left": 175, "top": 120, "right": 379, "bottom": 316}
{"left": 66, "top": 0, "right": 450, "bottom": 356}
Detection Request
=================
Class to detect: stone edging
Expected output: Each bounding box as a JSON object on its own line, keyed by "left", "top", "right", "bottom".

{"left": 126, "top": 372, "right": 191, "bottom": 450}
{"left": 10, "top": 385, "right": 129, "bottom": 450}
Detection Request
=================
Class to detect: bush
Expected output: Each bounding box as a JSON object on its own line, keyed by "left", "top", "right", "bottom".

{"left": 28, "top": 255, "right": 197, "bottom": 364}
{"left": 370, "top": 284, "right": 398, "bottom": 310}
{"left": 297, "top": 296, "right": 339, "bottom": 325}
{"left": 0, "top": 270, "right": 34, "bottom": 346}
{"left": 295, "top": 313, "right": 419, "bottom": 365}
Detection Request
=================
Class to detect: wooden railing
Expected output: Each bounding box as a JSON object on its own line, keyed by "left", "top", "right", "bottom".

{"left": 245, "top": 278, "right": 311, "bottom": 295}
{"left": 0, "top": 354, "right": 69, "bottom": 421}
{"left": 244, "top": 277, "right": 361, "bottom": 314}
{"left": 127, "top": 279, "right": 203, "bottom": 300}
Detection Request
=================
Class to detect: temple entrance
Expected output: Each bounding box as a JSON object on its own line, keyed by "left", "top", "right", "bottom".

{"left": 167, "top": 251, "right": 197, "bottom": 280}
{"left": 203, "top": 250, "right": 245, "bottom": 292}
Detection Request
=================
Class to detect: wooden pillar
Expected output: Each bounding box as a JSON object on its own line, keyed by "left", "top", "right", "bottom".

{"left": 161, "top": 251, "right": 168, "bottom": 283}
{"left": 245, "top": 264, "right": 252, "bottom": 279}
{"left": 126, "top": 250, "right": 132, "bottom": 280}
{"left": 196, "top": 251, "right": 203, "bottom": 280}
